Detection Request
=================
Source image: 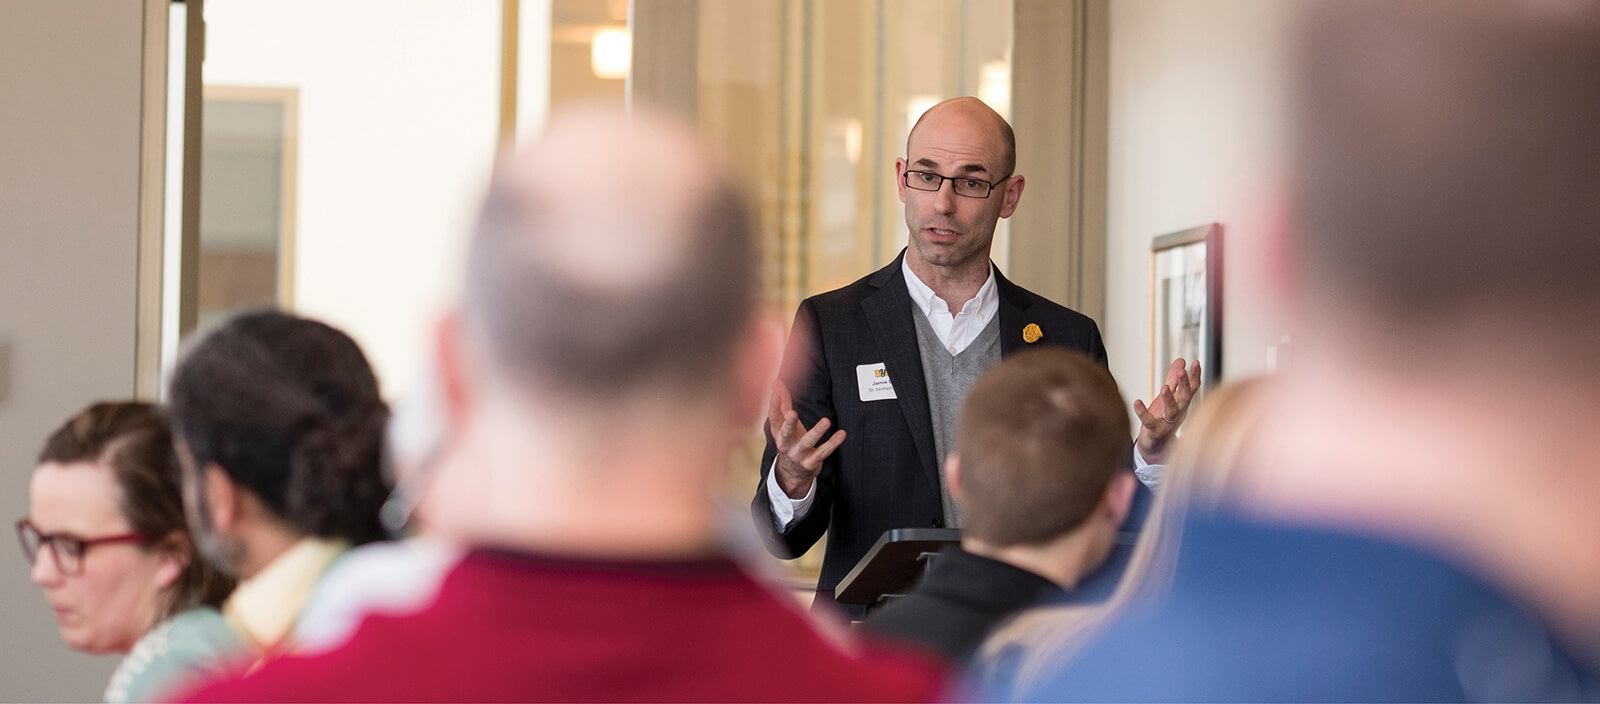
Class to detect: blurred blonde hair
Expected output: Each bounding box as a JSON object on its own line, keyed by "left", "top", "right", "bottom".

{"left": 972, "top": 376, "right": 1273, "bottom": 696}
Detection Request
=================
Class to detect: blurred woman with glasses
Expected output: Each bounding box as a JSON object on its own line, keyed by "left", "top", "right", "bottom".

{"left": 19, "top": 401, "right": 239, "bottom": 702}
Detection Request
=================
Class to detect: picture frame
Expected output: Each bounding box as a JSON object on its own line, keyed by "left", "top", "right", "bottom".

{"left": 196, "top": 85, "right": 299, "bottom": 333}
{"left": 1150, "top": 223, "right": 1222, "bottom": 395}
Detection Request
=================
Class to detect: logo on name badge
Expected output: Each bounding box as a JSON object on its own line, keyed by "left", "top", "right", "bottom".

{"left": 1023, "top": 323, "right": 1043, "bottom": 343}
{"left": 857, "top": 363, "right": 897, "bottom": 402}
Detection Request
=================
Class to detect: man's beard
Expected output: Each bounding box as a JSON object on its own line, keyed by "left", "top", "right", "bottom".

{"left": 190, "top": 482, "right": 247, "bottom": 579}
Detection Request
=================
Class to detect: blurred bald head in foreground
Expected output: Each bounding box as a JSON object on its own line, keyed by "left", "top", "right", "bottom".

{"left": 429, "top": 106, "right": 770, "bottom": 555}
{"left": 463, "top": 109, "right": 758, "bottom": 402}
{"left": 182, "top": 108, "right": 943, "bottom": 702}
{"left": 991, "top": 2, "right": 1600, "bottom": 701}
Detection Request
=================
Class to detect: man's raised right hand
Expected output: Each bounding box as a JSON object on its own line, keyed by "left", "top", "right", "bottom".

{"left": 767, "top": 380, "right": 847, "bottom": 499}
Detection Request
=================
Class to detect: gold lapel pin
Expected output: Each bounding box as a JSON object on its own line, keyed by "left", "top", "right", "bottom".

{"left": 1023, "top": 323, "right": 1043, "bottom": 343}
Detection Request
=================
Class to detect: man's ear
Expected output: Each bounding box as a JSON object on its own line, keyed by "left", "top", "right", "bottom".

{"left": 895, "top": 157, "right": 909, "bottom": 203}
{"left": 203, "top": 464, "right": 239, "bottom": 533}
{"left": 944, "top": 454, "right": 963, "bottom": 503}
{"left": 998, "top": 174, "right": 1026, "bottom": 219}
{"left": 1099, "top": 470, "right": 1139, "bottom": 528}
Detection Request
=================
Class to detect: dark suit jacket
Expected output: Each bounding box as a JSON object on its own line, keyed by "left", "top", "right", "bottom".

{"left": 858, "top": 479, "right": 1152, "bottom": 662}
{"left": 751, "top": 251, "right": 1108, "bottom": 602}
{"left": 860, "top": 547, "right": 1063, "bottom": 663}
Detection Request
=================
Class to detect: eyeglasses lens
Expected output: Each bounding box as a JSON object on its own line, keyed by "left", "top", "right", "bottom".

{"left": 16, "top": 521, "right": 39, "bottom": 564}
{"left": 954, "top": 181, "right": 990, "bottom": 198}
{"left": 15, "top": 522, "right": 83, "bottom": 575}
{"left": 53, "top": 538, "right": 83, "bottom": 574}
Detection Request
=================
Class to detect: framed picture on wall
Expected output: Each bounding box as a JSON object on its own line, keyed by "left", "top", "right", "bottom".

{"left": 1150, "top": 223, "right": 1222, "bottom": 395}
{"left": 196, "top": 85, "right": 299, "bottom": 333}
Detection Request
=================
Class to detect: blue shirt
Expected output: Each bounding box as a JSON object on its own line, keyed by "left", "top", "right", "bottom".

{"left": 986, "top": 510, "right": 1600, "bottom": 702}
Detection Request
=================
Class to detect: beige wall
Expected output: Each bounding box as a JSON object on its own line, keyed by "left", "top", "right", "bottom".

{"left": 0, "top": 1, "right": 149, "bottom": 700}
{"left": 1102, "top": 0, "right": 1300, "bottom": 397}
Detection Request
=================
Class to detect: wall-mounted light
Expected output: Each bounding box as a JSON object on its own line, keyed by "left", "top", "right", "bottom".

{"left": 843, "top": 119, "right": 863, "bottom": 164}
{"left": 591, "top": 27, "right": 630, "bottom": 80}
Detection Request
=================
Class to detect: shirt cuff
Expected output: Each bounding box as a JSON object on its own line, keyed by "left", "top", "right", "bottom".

{"left": 1132, "top": 445, "right": 1163, "bottom": 488}
{"left": 765, "top": 459, "right": 816, "bottom": 533}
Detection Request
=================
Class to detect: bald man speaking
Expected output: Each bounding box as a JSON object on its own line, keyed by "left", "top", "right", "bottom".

{"left": 753, "top": 97, "right": 1198, "bottom": 615}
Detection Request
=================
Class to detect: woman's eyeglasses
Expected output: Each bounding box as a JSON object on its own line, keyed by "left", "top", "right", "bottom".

{"left": 15, "top": 519, "right": 147, "bottom": 577}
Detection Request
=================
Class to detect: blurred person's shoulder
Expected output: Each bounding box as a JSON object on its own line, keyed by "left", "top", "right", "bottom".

{"left": 293, "top": 537, "right": 462, "bottom": 653}
{"left": 108, "top": 607, "right": 247, "bottom": 704}
{"left": 999, "top": 510, "right": 1600, "bottom": 702}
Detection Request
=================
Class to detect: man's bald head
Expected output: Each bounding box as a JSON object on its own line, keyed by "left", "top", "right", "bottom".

{"left": 907, "top": 97, "right": 1017, "bottom": 177}
{"left": 463, "top": 107, "right": 756, "bottom": 398}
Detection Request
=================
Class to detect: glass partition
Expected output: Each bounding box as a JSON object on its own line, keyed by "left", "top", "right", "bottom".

{"left": 701, "top": 0, "right": 1013, "bottom": 316}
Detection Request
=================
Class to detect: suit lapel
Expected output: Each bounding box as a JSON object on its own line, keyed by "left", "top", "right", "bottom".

{"left": 860, "top": 254, "right": 940, "bottom": 498}
{"left": 995, "top": 267, "right": 1036, "bottom": 357}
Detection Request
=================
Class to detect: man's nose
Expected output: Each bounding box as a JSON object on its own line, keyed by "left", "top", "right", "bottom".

{"left": 932, "top": 180, "right": 958, "bottom": 213}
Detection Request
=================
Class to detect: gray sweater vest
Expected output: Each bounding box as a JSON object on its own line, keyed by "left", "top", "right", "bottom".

{"left": 910, "top": 306, "right": 1002, "bottom": 528}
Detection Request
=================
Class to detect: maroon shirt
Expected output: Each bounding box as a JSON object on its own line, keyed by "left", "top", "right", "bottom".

{"left": 180, "top": 549, "right": 943, "bottom": 702}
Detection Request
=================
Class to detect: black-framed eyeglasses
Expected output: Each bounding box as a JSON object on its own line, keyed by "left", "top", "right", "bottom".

{"left": 15, "top": 519, "right": 147, "bottom": 577}
{"left": 902, "top": 169, "right": 1010, "bottom": 199}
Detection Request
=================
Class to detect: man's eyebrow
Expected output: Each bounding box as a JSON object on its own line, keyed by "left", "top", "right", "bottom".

{"left": 911, "top": 157, "right": 990, "bottom": 177}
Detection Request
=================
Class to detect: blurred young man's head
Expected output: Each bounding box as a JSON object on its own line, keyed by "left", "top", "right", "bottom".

{"left": 953, "top": 348, "right": 1134, "bottom": 556}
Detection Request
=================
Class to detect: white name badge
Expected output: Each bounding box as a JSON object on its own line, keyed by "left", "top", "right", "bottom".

{"left": 857, "top": 363, "right": 898, "bottom": 402}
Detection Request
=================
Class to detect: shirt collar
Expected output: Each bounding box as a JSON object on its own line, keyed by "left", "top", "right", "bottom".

{"left": 901, "top": 255, "right": 999, "bottom": 318}
{"left": 224, "top": 537, "right": 348, "bottom": 654}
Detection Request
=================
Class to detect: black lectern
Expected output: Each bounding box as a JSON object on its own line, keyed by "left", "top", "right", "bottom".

{"left": 833, "top": 528, "right": 960, "bottom": 613}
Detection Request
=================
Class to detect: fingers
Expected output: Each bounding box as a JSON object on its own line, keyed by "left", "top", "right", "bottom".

{"left": 795, "top": 416, "right": 834, "bottom": 451}
{"left": 778, "top": 409, "right": 842, "bottom": 453}
{"left": 1163, "top": 358, "right": 1186, "bottom": 389}
{"left": 1132, "top": 398, "right": 1159, "bottom": 430}
{"left": 769, "top": 380, "right": 846, "bottom": 471}
{"left": 1152, "top": 385, "right": 1180, "bottom": 424}
{"left": 805, "top": 429, "right": 847, "bottom": 467}
{"left": 771, "top": 380, "right": 792, "bottom": 415}
{"left": 776, "top": 412, "right": 799, "bottom": 449}
{"left": 778, "top": 417, "right": 845, "bottom": 483}
{"left": 1160, "top": 358, "right": 1203, "bottom": 412}
{"left": 1157, "top": 383, "right": 1176, "bottom": 409}
{"left": 767, "top": 380, "right": 795, "bottom": 434}
{"left": 766, "top": 383, "right": 785, "bottom": 432}
{"left": 1174, "top": 373, "right": 1199, "bottom": 407}
{"left": 1168, "top": 360, "right": 1201, "bottom": 412}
